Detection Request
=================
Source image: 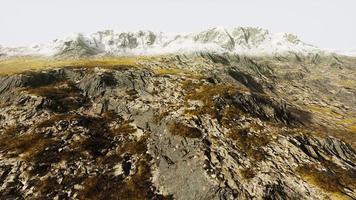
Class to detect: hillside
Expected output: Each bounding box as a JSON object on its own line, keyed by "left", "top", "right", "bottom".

{"left": 0, "top": 52, "right": 355, "bottom": 199}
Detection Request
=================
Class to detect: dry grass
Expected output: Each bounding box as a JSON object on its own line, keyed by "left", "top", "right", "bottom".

{"left": 186, "top": 84, "right": 239, "bottom": 102}
{"left": 168, "top": 122, "right": 203, "bottom": 138}
{"left": 153, "top": 68, "right": 184, "bottom": 75}
{"left": 338, "top": 117, "right": 356, "bottom": 125}
{"left": 240, "top": 168, "right": 256, "bottom": 179}
{"left": 26, "top": 81, "right": 80, "bottom": 98}
{"left": 1, "top": 110, "right": 173, "bottom": 198}
{"left": 153, "top": 67, "right": 203, "bottom": 79}
{"left": 347, "top": 125, "right": 356, "bottom": 133}
{"left": 306, "top": 104, "right": 343, "bottom": 118}
{"left": 78, "top": 155, "right": 172, "bottom": 200}
{"left": 153, "top": 110, "right": 171, "bottom": 123}
{"left": 335, "top": 117, "right": 356, "bottom": 133}
{"left": 297, "top": 163, "right": 356, "bottom": 199}
{"left": 337, "top": 79, "right": 356, "bottom": 88}
{"left": 110, "top": 121, "right": 137, "bottom": 137}
{"left": 0, "top": 129, "right": 53, "bottom": 161}
{"left": 220, "top": 106, "right": 243, "bottom": 128}
{"left": 228, "top": 128, "right": 270, "bottom": 161}
{"left": 0, "top": 56, "right": 138, "bottom": 75}
{"left": 24, "top": 81, "right": 88, "bottom": 113}
{"left": 185, "top": 84, "right": 241, "bottom": 118}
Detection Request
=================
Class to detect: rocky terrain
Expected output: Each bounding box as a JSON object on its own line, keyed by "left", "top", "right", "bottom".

{"left": 0, "top": 52, "right": 355, "bottom": 200}
{"left": 0, "top": 26, "right": 355, "bottom": 200}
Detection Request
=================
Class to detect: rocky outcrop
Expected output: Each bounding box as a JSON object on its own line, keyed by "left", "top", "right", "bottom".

{"left": 0, "top": 54, "right": 355, "bottom": 199}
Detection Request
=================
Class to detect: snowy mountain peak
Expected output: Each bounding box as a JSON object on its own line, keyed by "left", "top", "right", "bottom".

{"left": 0, "top": 26, "right": 330, "bottom": 58}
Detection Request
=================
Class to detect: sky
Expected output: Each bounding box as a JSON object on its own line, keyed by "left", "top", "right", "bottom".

{"left": 0, "top": 0, "right": 355, "bottom": 50}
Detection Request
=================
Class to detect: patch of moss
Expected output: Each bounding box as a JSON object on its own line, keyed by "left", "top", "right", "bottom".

{"left": 168, "top": 122, "right": 202, "bottom": 138}
{"left": 335, "top": 117, "right": 356, "bottom": 134}
{"left": 338, "top": 117, "right": 356, "bottom": 126}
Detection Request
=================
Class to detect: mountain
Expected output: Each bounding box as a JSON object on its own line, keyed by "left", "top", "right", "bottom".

{"left": 0, "top": 28, "right": 355, "bottom": 199}
{"left": 0, "top": 27, "right": 327, "bottom": 58}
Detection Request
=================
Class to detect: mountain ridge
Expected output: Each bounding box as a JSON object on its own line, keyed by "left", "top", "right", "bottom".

{"left": 0, "top": 26, "right": 330, "bottom": 58}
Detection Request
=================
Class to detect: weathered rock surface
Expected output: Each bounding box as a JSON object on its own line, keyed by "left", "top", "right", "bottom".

{"left": 0, "top": 54, "right": 355, "bottom": 200}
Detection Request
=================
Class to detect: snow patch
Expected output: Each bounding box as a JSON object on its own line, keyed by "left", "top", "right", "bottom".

{"left": 0, "top": 27, "right": 329, "bottom": 57}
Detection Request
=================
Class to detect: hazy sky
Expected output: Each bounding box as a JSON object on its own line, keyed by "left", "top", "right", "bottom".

{"left": 0, "top": 0, "right": 355, "bottom": 50}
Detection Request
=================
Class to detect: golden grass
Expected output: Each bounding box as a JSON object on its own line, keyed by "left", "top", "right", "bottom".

{"left": 184, "top": 84, "right": 242, "bottom": 118}
{"left": 337, "top": 79, "right": 356, "bottom": 88}
{"left": 337, "top": 117, "right": 356, "bottom": 125}
{"left": 306, "top": 104, "right": 343, "bottom": 118}
{"left": 153, "top": 68, "right": 184, "bottom": 75}
{"left": 347, "top": 125, "right": 356, "bottom": 133}
{"left": 336, "top": 117, "right": 356, "bottom": 133}
{"left": 153, "top": 67, "right": 203, "bottom": 79}
{"left": 0, "top": 56, "right": 138, "bottom": 75}
{"left": 297, "top": 163, "right": 355, "bottom": 200}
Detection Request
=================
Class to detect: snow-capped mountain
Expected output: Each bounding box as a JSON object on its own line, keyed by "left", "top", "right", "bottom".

{"left": 0, "top": 27, "right": 328, "bottom": 57}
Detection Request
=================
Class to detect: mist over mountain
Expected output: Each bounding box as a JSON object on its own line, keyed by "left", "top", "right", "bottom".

{"left": 0, "top": 27, "right": 332, "bottom": 58}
